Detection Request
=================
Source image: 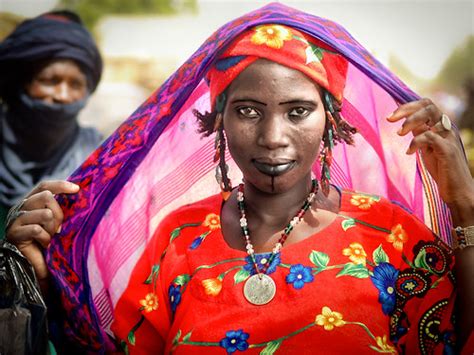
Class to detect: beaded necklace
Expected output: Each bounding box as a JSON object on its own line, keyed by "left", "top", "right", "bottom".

{"left": 237, "top": 179, "right": 318, "bottom": 305}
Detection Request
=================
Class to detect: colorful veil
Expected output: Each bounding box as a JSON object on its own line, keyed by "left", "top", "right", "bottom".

{"left": 46, "top": 3, "right": 456, "bottom": 351}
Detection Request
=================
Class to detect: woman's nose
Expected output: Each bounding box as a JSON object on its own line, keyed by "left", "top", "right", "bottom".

{"left": 257, "top": 115, "right": 290, "bottom": 149}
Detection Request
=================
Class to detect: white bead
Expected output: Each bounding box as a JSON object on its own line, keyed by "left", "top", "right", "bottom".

{"left": 290, "top": 217, "right": 299, "bottom": 226}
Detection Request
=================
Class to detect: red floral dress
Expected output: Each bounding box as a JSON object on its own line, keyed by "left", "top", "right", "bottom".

{"left": 112, "top": 189, "right": 457, "bottom": 354}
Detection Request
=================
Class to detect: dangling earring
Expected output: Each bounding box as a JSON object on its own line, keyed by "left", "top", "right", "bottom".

{"left": 320, "top": 91, "right": 337, "bottom": 196}
{"left": 213, "top": 94, "right": 232, "bottom": 200}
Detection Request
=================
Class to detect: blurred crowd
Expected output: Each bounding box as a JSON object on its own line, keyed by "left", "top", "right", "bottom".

{"left": 434, "top": 78, "right": 474, "bottom": 175}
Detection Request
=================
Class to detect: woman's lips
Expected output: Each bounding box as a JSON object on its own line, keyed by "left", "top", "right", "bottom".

{"left": 252, "top": 160, "right": 296, "bottom": 176}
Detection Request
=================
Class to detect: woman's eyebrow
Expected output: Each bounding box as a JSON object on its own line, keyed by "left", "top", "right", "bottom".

{"left": 279, "top": 100, "right": 317, "bottom": 105}
{"left": 231, "top": 98, "right": 267, "bottom": 106}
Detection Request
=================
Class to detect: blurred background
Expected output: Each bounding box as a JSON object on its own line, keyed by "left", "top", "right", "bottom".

{"left": 1, "top": 0, "right": 473, "bottom": 173}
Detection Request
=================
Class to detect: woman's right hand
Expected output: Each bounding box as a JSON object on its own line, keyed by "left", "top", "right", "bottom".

{"left": 5, "top": 180, "right": 80, "bottom": 281}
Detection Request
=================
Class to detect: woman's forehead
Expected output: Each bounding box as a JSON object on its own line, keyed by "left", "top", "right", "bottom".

{"left": 226, "top": 59, "right": 322, "bottom": 100}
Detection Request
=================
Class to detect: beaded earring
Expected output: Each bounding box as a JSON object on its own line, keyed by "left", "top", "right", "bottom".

{"left": 214, "top": 93, "right": 232, "bottom": 200}
{"left": 320, "top": 91, "right": 337, "bottom": 196}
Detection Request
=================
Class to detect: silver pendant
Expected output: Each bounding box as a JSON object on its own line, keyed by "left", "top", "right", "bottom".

{"left": 243, "top": 274, "right": 276, "bottom": 305}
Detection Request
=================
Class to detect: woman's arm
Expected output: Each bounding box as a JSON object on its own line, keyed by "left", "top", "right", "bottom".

{"left": 388, "top": 98, "right": 474, "bottom": 347}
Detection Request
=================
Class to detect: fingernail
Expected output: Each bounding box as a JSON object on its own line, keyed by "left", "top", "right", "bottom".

{"left": 386, "top": 112, "right": 394, "bottom": 120}
{"left": 69, "top": 182, "right": 80, "bottom": 189}
{"left": 397, "top": 127, "right": 403, "bottom": 135}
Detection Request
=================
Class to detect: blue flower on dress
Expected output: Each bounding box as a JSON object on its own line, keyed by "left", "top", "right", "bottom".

{"left": 190, "top": 236, "right": 204, "bottom": 250}
{"left": 285, "top": 264, "right": 314, "bottom": 289}
{"left": 441, "top": 331, "right": 456, "bottom": 355}
{"left": 219, "top": 329, "right": 249, "bottom": 354}
{"left": 244, "top": 252, "right": 281, "bottom": 275}
{"left": 370, "top": 262, "right": 399, "bottom": 315}
{"left": 168, "top": 285, "right": 182, "bottom": 313}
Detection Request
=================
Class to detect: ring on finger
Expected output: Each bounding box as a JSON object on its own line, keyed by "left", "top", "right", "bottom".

{"left": 440, "top": 114, "right": 452, "bottom": 131}
{"left": 5, "top": 199, "right": 28, "bottom": 231}
{"left": 432, "top": 114, "right": 452, "bottom": 133}
{"left": 12, "top": 210, "right": 27, "bottom": 220}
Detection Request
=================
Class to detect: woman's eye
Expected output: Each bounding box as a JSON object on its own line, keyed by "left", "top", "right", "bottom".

{"left": 237, "top": 107, "right": 260, "bottom": 118}
{"left": 289, "top": 107, "right": 310, "bottom": 118}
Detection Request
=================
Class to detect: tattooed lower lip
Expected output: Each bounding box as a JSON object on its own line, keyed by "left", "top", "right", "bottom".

{"left": 253, "top": 161, "right": 295, "bottom": 176}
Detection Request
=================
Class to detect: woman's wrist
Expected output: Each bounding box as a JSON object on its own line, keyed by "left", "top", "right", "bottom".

{"left": 447, "top": 194, "right": 474, "bottom": 228}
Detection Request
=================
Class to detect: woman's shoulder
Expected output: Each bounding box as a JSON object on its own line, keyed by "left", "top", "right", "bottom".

{"left": 338, "top": 187, "right": 444, "bottom": 243}
{"left": 339, "top": 187, "right": 403, "bottom": 216}
{"left": 161, "top": 193, "right": 223, "bottom": 227}
{"left": 338, "top": 187, "right": 430, "bottom": 231}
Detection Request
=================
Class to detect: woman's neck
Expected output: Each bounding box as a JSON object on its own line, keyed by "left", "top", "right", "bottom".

{"left": 242, "top": 175, "right": 314, "bottom": 228}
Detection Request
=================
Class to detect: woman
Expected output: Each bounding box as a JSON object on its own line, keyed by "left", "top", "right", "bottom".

{"left": 0, "top": 10, "right": 103, "bottom": 232}
{"left": 6, "top": 3, "right": 473, "bottom": 354}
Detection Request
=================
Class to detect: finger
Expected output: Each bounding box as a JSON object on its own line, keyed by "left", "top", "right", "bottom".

{"left": 411, "top": 122, "right": 430, "bottom": 137}
{"left": 7, "top": 224, "right": 52, "bottom": 249}
{"left": 22, "top": 190, "right": 64, "bottom": 227}
{"left": 13, "top": 208, "right": 56, "bottom": 236}
{"left": 406, "top": 130, "right": 449, "bottom": 155}
{"left": 15, "top": 242, "right": 49, "bottom": 280}
{"left": 33, "top": 227, "right": 52, "bottom": 249}
{"left": 387, "top": 98, "right": 431, "bottom": 122}
{"left": 26, "top": 180, "right": 80, "bottom": 198}
{"left": 397, "top": 103, "right": 442, "bottom": 136}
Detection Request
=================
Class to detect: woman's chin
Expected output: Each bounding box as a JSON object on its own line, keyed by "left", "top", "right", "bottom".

{"left": 243, "top": 173, "right": 302, "bottom": 195}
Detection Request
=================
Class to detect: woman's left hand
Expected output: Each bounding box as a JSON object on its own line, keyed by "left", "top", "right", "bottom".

{"left": 389, "top": 98, "right": 474, "bottom": 350}
{"left": 387, "top": 98, "right": 474, "bottom": 208}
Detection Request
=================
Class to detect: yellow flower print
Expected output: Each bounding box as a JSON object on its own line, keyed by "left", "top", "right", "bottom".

{"left": 350, "top": 194, "right": 376, "bottom": 210}
{"left": 342, "top": 242, "right": 367, "bottom": 265}
{"left": 251, "top": 25, "right": 292, "bottom": 49}
{"left": 139, "top": 293, "right": 159, "bottom": 313}
{"left": 375, "top": 335, "right": 397, "bottom": 353}
{"left": 315, "top": 306, "right": 345, "bottom": 331}
{"left": 386, "top": 224, "right": 408, "bottom": 252}
{"left": 202, "top": 213, "right": 221, "bottom": 230}
{"left": 201, "top": 278, "right": 223, "bottom": 296}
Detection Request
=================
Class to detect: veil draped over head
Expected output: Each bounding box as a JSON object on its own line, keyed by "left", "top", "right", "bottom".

{"left": 46, "top": 3, "right": 455, "bottom": 351}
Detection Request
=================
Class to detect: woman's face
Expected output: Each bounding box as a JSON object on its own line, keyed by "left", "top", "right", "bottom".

{"left": 25, "top": 58, "right": 88, "bottom": 104}
{"left": 223, "top": 59, "right": 326, "bottom": 194}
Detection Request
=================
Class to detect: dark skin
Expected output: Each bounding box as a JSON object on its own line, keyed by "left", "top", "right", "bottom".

{"left": 6, "top": 60, "right": 473, "bottom": 348}
{"left": 25, "top": 58, "right": 88, "bottom": 104}
{"left": 389, "top": 99, "right": 474, "bottom": 346}
{"left": 220, "top": 59, "right": 340, "bottom": 252}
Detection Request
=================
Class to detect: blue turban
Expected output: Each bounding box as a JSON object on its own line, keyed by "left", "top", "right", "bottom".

{"left": 0, "top": 10, "right": 103, "bottom": 95}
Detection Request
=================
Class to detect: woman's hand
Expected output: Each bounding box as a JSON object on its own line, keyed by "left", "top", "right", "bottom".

{"left": 387, "top": 98, "right": 474, "bottom": 214}
{"left": 5, "top": 180, "right": 80, "bottom": 281}
{"left": 388, "top": 98, "right": 474, "bottom": 349}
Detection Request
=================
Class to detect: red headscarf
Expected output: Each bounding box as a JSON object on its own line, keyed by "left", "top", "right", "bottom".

{"left": 207, "top": 24, "right": 348, "bottom": 108}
